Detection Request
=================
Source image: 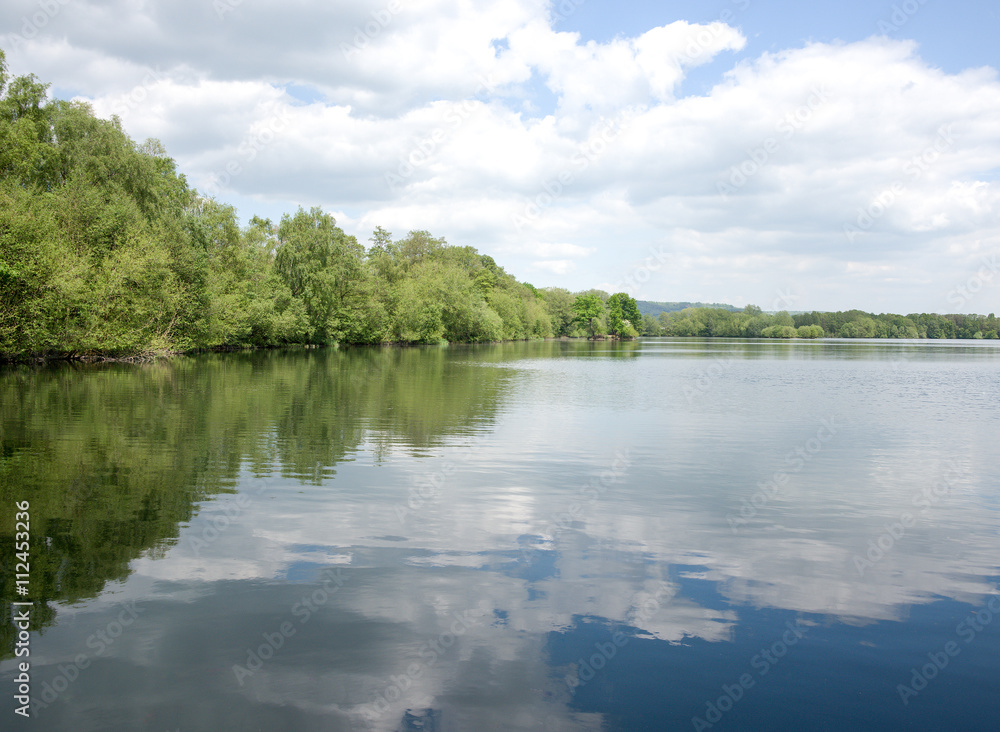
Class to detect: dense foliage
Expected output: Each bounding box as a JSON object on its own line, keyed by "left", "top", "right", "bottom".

{"left": 643, "top": 306, "right": 999, "bottom": 339}
{"left": 0, "top": 50, "right": 594, "bottom": 359}
{"left": 0, "top": 50, "right": 652, "bottom": 359}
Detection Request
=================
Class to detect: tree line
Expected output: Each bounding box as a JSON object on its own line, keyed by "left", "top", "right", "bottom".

{"left": 642, "top": 306, "right": 999, "bottom": 339}
{"left": 0, "top": 50, "right": 643, "bottom": 360}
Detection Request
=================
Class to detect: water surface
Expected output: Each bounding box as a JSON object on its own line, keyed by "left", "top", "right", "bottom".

{"left": 2, "top": 339, "right": 999, "bottom": 730}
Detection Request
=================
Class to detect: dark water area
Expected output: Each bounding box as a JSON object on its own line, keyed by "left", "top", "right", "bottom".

{"left": 2, "top": 339, "right": 999, "bottom": 730}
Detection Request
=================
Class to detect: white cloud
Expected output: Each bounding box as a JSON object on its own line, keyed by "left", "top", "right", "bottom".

{"left": 533, "top": 259, "right": 576, "bottom": 275}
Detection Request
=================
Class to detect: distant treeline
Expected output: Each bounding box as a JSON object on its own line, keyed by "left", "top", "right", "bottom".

{"left": 644, "top": 307, "right": 999, "bottom": 339}
{"left": 637, "top": 300, "right": 741, "bottom": 317}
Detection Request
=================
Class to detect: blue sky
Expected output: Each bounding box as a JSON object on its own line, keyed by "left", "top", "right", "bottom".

{"left": 2, "top": 0, "right": 998, "bottom": 313}
{"left": 562, "top": 0, "right": 997, "bottom": 71}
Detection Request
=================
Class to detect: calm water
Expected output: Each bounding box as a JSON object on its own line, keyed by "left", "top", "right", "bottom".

{"left": 2, "top": 339, "right": 999, "bottom": 731}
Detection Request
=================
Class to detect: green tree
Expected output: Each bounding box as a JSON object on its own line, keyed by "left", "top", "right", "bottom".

{"left": 540, "top": 288, "right": 575, "bottom": 336}
{"left": 761, "top": 325, "right": 798, "bottom": 338}
{"left": 572, "top": 293, "right": 605, "bottom": 338}
{"left": 606, "top": 292, "right": 641, "bottom": 338}
{"left": 274, "top": 207, "right": 366, "bottom": 344}
{"left": 796, "top": 324, "right": 824, "bottom": 338}
{"left": 641, "top": 313, "right": 660, "bottom": 335}
{"left": 0, "top": 50, "right": 58, "bottom": 188}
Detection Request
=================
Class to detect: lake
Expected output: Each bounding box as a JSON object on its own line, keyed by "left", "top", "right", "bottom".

{"left": 2, "top": 338, "right": 999, "bottom": 731}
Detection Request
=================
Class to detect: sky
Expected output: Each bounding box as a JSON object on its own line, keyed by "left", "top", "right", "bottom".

{"left": 2, "top": 0, "right": 999, "bottom": 313}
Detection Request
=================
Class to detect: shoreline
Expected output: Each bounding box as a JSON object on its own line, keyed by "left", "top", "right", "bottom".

{"left": 6, "top": 332, "right": 1000, "bottom": 366}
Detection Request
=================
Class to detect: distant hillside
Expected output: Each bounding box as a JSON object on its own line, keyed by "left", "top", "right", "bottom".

{"left": 637, "top": 301, "right": 741, "bottom": 317}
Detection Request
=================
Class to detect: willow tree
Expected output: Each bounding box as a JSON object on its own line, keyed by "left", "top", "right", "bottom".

{"left": 274, "top": 207, "right": 367, "bottom": 344}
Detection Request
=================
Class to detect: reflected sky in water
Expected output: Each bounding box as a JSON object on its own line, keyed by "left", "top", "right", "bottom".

{"left": 2, "top": 339, "right": 999, "bottom": 730}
